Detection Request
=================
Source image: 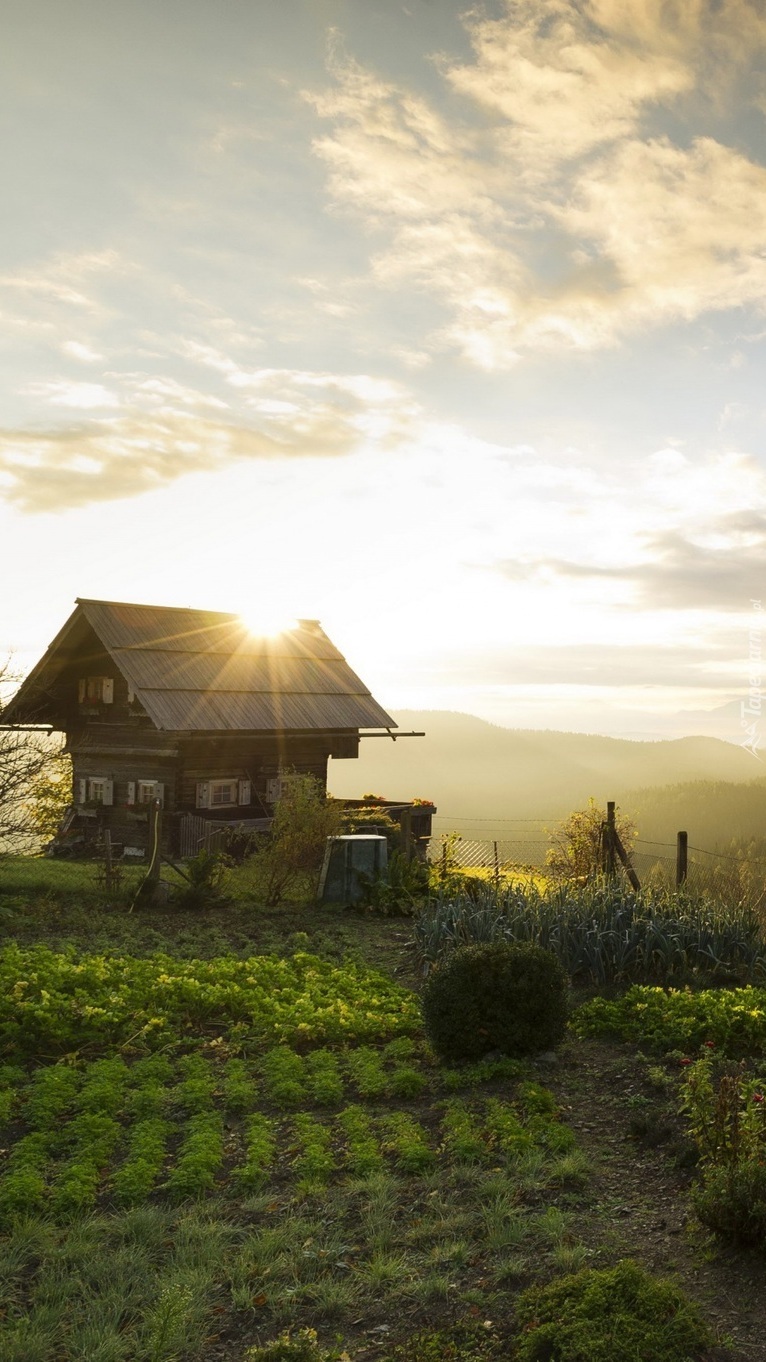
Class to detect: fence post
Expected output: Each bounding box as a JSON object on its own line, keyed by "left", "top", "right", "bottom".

{"left": 400, "top": 807, "right": 413, "bottom": 862}
{"left": 676, "top": 831, "right": 688, "bottom": 887}
{"left": 493, "top": 840, "right": 500, "bottom": 884}
{"left": 103, "top": 829, "right": 115, "bottom": 894}
{"left": 603, "top": 802, "right": 617, "bottom": 879}
{"left": 147, "top": 799, "right": 162, "bottom": 887}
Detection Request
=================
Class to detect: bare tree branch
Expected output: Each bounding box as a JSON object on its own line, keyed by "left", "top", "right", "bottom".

{"left": 0, "top": 659, "right": 66, "bottom": 853}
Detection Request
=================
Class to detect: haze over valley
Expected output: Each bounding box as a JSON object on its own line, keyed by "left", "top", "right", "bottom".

{"left": 329, "top": 711, "right": 766, "bottom": 849}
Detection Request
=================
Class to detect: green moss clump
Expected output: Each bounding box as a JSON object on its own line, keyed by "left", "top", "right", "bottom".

{"left": 245, "top": 1328, "right": 342, "bottom": 1361}
{"left": 421, "top": 941, "right": 568, "bottom": 1061}
{"left": 514, "top": 1259, "right": 711, "bottom": 1362}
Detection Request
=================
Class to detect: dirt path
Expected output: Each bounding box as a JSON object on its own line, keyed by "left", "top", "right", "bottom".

{"left": 542, "top": 1037, "right": 766, "bottom": 1361}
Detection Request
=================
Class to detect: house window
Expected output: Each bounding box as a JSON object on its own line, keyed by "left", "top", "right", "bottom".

{"left": 80, "top": 777, "right": 113, "bottom": 806}
{"left": 78, "top": 677, "right": 114, "bottom": 704}
{"left": 137, "top": 780, "right": 164, "bottom": 806}
{"left": 196, "top": 779, "right": 249, "bottom": 809}
{"left": 210, "top": 779, "right": 238, "bottom": 807}
{"left": 265, "top": 773, "right": 299, "bottom": 804}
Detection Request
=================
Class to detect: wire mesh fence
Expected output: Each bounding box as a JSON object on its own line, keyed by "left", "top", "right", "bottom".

{"left": 630, "top": 838, "right": 766, "bottom": 913}
{"left": 425, "top": 817, "right": 766, "bottom": 913}
{"left": 426, "top": 836, "right": 550, "bottom": 873}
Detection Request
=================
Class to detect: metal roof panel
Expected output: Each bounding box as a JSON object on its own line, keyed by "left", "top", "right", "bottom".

{"left": 139, "top": 689, "right": 395, "bottom": 732}
{"left": 3, "top": 598, "right": 397, "bottom": 734}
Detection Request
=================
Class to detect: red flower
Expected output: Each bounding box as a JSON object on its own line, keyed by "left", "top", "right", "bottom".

{"left": 753, "top": 1093, "right": 764, "bottom": 1103}
{"left": 679, "top": 1058, "right": 693, "bottom": 1066}
{"left": 703, "top": 1040, "right": 716, "bottom": 1049}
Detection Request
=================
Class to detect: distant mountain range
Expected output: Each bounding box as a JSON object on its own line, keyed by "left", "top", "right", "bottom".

{"left": 327, "top": 710, "right": 766, "bottom": 846}
{"left": 620, "top": 699, "right": 747, "bottom": 742}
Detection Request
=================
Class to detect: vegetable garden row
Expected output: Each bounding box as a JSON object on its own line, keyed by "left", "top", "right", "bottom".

{"left": 0, "top": 1044, "right": 573, "bottom": 1221}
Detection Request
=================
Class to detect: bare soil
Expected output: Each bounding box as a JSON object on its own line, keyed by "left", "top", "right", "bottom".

{"left": 545, "top": 1036, "right": 766, "bottom": 1362}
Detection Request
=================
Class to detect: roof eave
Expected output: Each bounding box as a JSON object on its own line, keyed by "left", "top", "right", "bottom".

{"left": 0, "top": 604, "right": 86, "bottom": 725}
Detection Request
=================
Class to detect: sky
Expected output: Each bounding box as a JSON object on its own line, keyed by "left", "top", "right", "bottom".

{"left": 2, "top": 0, "right": 766, "bottom": 747}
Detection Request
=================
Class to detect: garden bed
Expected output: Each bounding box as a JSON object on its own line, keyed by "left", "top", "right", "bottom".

{"left": 2, "top": 860, "right": 766, "bottom": 1359}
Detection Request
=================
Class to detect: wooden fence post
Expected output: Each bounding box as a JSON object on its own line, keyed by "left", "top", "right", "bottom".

{"left": 103, "top": 829, "right": 115, "bottom": 894}
{"left": 400, "top": 807, "right": 413, "bottom": 862}
{"left": 493, "top": 840, "right": 500, "bottom": 884}
{"left": 676, "top": 831, "right": 688, "bottom": 887}
{"left": 613, "top": 828, "right": 641, "bottom": 892}
{"left": 604, "top": 801, "right": 617, "bottom": 879}
{"left": 147, "top": 799, "right": 162, "bottom": 887}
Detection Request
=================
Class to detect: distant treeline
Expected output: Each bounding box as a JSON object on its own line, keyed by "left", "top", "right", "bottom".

{"left": 625, "top": 778, "right": 766, "bottom": 854}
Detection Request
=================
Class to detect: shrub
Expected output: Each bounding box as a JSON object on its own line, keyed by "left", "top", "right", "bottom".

{"left": 172, "top": 849, "right": 231, "bottom": 911}
{"left": 421, "top": 941, "right": 568, "bottom": 1061}
{"left": 691, "top": 1160, "right": 766, "bottom": 1246}
{"left": 513, "top": 1259, "right": 711, "bottom": 1361}
{"left": 359, "top": 850, "right": 430, "bottom": 916}
{"left": 546, "top": 797, "right": 636, "bottom": 884}
{"left": 681, "top": 1054, "right": 766, "bottom": 1245}
{"left": 245, "top": 774, "right": 344, "bottom": 906}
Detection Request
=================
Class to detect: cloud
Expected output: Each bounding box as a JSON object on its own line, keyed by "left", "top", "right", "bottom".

{"left": 445, "top": 0, "right": 693, "bottom": 166}
{"left": 24, "top": 381, "right": 121, "bottom": 410}
{"left": 61, "top": 342, "right": 104, "bottom": 363}
{"left": 0, "top": 249, "right": 128, "bottom": 317}
{"left": 310, "top": 1, "right": 766, "bottom": 365}
{"left": 559, "top": 136, "right": 766, "bottom": 330}
{"left": 0, "top": 367, "right": 421, "bottom": 512}
{"left": 496, "top": 513, "right": 766, "bottom": 611}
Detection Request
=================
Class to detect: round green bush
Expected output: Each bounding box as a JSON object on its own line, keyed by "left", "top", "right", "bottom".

{"left": 514, "top": 1259, "right": 711, "bottom": 1362}
{"left": 421, "top": 941, "right": 568, "bottom": 1061}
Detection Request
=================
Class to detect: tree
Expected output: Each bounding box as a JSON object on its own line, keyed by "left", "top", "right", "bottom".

{"left": 546, "top": 797, "right": 636, "bottom": 884}
{"left": 0, "top": 660, "right": 66, "bottom": 852}
{"left": 26, "top": 747, "right": 73, "bottom": 842}
{"left": 246, "top": 773, "right": 345, "bottom": 906}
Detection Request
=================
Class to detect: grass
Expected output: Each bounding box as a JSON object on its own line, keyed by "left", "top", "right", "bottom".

{"left": 0, "top": 855, "right": 752, "bottom": 1360}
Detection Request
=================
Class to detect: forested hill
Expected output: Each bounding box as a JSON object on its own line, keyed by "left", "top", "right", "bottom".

{"left": 328, "top": 710, "right": 765, "bottom": 841}
{"left": 623, "top": 779, "right": 766, "bottom": 848}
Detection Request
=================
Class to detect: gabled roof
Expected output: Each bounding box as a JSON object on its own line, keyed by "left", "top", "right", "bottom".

{"left": 3, "top": 598, "right": 396, "bottom": 734}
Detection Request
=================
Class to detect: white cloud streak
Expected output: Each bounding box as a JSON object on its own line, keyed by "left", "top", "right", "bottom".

{"left": 0, "top": 366, "right": 421, "bottom": 511}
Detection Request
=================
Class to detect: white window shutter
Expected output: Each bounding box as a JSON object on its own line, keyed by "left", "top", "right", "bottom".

{"left": 103, "top": 779, "right": 114, "bottom": 807}
{"left": 154, "top": 782, "right": 165, "bottom": 807}
{"left": 196, "top": 781, "right": 209, "bottom": 809}
{"left": 127, "top": 782, "right": 135, "bottom": 806}
{"left": 238, "top": 779, "right": 251, "bottom": 806}
{"left": 78, "top": 778, "right": 87, "bottom": 804}
{"left": 78, "top": 679, "right": 86, "bottom": 703}
{"left": 102, "top": 678, "right": 114, "bottom": 704}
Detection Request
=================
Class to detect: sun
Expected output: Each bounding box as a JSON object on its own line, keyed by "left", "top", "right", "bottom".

{"left": 238, "top": 611, "right": 299, "bottom": 638}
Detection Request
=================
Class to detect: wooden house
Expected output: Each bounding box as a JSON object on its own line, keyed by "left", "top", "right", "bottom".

{"left": 1, "top": 598, "right": 417, "bottom": 858}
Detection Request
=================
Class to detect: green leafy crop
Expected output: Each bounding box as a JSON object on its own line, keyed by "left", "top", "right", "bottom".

{"left": 0, "top": 944, "right": 420, "bottom": 1060}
